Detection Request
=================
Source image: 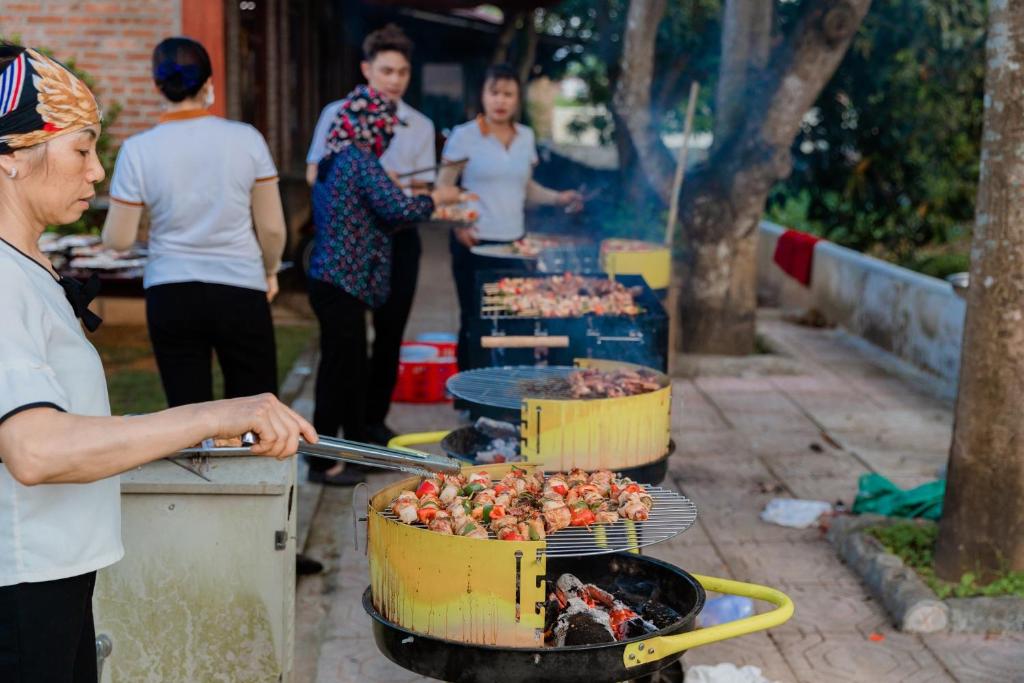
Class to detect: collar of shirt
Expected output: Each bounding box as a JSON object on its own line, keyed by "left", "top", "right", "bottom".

{"left": 158, "top": 108, "right": 213, "bottom": 124}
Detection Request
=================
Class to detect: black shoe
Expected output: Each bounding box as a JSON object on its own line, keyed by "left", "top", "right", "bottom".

{"left": 296, "top": 554, "right": 324, "bottom": 576}
{"left": 307, "top": 467, "right": 367, "bottom": 486}
{"left": 365, "top": 422, "right": 398, "bottom": 446}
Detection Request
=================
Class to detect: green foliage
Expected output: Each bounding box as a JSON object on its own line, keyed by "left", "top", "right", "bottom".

{"left": 867, "top": 522, "right": 1024, "bottom": 599}
{"left": 538, "top": 0, "right": 721, "bottom": 141}
{"left": 770, "top": 0, "right": 986, "bottom": 266}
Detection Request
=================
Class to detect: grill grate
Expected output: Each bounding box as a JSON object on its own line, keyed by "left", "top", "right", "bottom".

{"left": 380, "top": 485, "right": 697, "bottom": 557}
{"left": 447, "top": 366, "right": 578, "bottom": 409}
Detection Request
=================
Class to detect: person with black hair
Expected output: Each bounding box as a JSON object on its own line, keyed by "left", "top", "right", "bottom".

{"left": 439, "top": 64, "right": 584, "bottom": 371}
{"left": 305, "top": 24, "right": 436, "bottom": 455}
{"left": 102, "top": 37, "right": 287, "bottom": 408}
{"left": 0, "top": 43, "right": 315, "bottom": 682}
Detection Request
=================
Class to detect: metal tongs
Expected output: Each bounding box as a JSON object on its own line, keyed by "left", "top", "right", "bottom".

{"left": 170, "top": 432, "right": 461, "bottom": 481}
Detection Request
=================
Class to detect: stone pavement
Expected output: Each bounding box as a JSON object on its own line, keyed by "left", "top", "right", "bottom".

{"left": 291, "top": 230, "right": 1023, "bottom": 683}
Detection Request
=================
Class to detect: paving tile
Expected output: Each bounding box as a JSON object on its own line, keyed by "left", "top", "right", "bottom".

{"left": 725, "top": 411, "right": 824, "bottom": 436}
{"left": 922, "top": 632, "right": 1024, "bottom": 683}
{"left": 697, "top": 494, "right": 823, "bottom": 544}
{"left": 644, "top": 540, "right": 733, "bottom": 578}
{"left": 673, "top": 429, "right": 753, "bottom": 456}
{"left": 781, "top": 475, "right": 862, "bottom": 507}
{"left": 774, "top": 630, "right": 956, "bottom": 682}
{"left": 810, "top": 408, "right": 952, "bottom": 434}
{"left": 682, "top": 631, "right": 797, "bottom": 683}
{"left": 315, "top": 636, "right": 427, "bottom": 683}
{"left": 671, "top": 452, "right": 778, "bottom": 489}
{"left": 769, "top": 375, "right": 868, "bottom": 396}
{"left": 702, "top": 391, "right": 808, "bottom": 416}
{"left": 759, "top": 450, "right": 870, "bottom": 480}
{"left": 770, "top": 582, "right": 890, "bottom": 637}
{"left": 781, "top": 390, "right": 881, "bottom": 415}
{"left": 694, "top": 376, "right": 782, "bottom": 393}
{"left": 852, "top": 446, "right": 948, "bottom": 479}
{"left": 715, "top": 540, "right": 861, "bottom": 586}
{"left": 830, "top": 427, "right": 954, "bottom": 457}
{"left": 746, "top": 431, "right": 834, "bottom": 455}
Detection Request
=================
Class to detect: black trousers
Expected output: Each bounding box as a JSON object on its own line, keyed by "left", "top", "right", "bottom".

{"left": 366, "top": 229, "right": 421, "bottom": 425}
{"left": 0, "top": 572, "right": 97, "bottom": 683}
{"left": 146, "top": 282, "right": 278, "bottom": 407}
{"left": 307, "top": 278, "right": 370, "bottom": 470}
{"left": 450, "top": 233, "right": 513, "bottom": 371}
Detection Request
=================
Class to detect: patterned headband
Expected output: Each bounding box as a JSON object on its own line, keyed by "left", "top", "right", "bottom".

{"left": 324, "top": 85, "right": 402, "bottom": 159}
{"left": 0, "top": 47, "right": 100, "bottom": 154}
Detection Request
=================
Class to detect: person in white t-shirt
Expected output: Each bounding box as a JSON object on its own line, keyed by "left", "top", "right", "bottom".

{"left": 438, "top": 64, "right": 584, "bottom": 370}
{"left": 304, "top": 24, "right": 436, "bottom": 478}
{"left": 0, "top": 43, "right": 315, "bottom": 683}
{"left": 102, "top": 37, "right": 287, "bottom": 409}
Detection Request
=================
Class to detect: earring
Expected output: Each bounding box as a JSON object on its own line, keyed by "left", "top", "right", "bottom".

{"left": 6, "top": 167, "right": 16, "bottom": 179}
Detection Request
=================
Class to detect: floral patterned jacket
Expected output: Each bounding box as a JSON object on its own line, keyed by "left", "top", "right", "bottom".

{"left": 309, "top": 144, "right": 433, "bottom": 307}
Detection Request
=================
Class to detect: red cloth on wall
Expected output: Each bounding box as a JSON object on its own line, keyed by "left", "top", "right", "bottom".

{"left": 773, "top": 229, "right": 822, "bottom": 286}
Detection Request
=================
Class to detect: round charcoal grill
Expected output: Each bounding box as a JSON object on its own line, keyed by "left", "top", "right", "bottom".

{"left": 380, "top": 483, "right": 697, "bottom": 558}
{"left": 447, "top": 365, "right": 585, "bottom": 411}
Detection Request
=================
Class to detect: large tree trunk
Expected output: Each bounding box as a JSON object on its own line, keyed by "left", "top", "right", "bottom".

{"left": 935, "top": 0, "right": 1024, "bottom": 582}
{"left": 614, "top": 0, "right": 870, "bottom": 353}
{"left": 713, "top": 0, "right": 773, "bottom": 151}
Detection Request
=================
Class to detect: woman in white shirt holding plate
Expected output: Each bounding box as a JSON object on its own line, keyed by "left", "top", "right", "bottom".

{"left": 438, "top": 64, "right": 583, "bottom": 370}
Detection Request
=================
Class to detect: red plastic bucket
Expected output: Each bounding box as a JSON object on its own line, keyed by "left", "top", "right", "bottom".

{"left": 392, "top": 343, "right": 457, "bottom": 403}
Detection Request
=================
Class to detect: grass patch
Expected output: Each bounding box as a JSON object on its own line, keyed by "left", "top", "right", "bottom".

{"left": 93, "top": 324, "right": 316, "bottom": 415}
{"left": 866, "top": 522, "right": 1024, "bottom": 599}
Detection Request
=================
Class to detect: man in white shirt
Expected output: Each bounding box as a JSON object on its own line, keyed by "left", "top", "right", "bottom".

{"left": 305, "top": 24, "right": 435, "bottom": 450}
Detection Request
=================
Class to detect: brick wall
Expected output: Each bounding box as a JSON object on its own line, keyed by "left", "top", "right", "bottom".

{"left": 0, "top": 0, "right": 182, "bottom": 143}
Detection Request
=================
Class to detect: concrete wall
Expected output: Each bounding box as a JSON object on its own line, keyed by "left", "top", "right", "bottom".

{"left": 758, "top": 221, "right": 966, "bottom": 385}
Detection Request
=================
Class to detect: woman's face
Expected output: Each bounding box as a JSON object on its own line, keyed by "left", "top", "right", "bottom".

{"left": 482, "top": 78, "right": 519, "bottom": 125}
{"left": 13, "top": 126, "right": 105, "bottom": 226}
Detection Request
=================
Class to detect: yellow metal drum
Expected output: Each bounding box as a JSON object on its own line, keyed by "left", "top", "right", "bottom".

{"left": 519, "top": 359, "right": 671, "bottom": 470}
{"left": 368, "top": 464, "right": 548, "bottom": 647}
{"left": 600, "top": 239, "right": 671, "bottom": 291}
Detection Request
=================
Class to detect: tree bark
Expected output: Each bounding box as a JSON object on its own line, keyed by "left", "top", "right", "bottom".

{"left": 935, "top": 0, "right": 1024, "bottom": 582}
{"left": 612, "top": 0, "right": 676, "bottom": 204}
{"left": 492, "top": 11, "right": 524, "bottom": 65}
{"left": 713, "top": 0, "right": 773, "bottom": 150}
{"left": 613, "top": 0, "right": 870, "bottom": 353}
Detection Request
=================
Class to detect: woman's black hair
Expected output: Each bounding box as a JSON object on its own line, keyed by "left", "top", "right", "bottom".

{"left": 479, "top": 63, "right": 521, "bottom": 114}
{"left": 152, "top": 37, "right": 212, "bottom": 103}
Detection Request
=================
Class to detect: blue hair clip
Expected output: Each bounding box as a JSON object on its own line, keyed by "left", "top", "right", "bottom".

{"left": 154, "top": 62, "right": 203, "bottom": 90}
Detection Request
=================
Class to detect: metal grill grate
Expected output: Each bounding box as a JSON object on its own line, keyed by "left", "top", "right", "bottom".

{"left": 380, "top": 485, "right": 698, "bottom": 557}
{"left": 446, "top": 366, "right": 578, "bottom": 409}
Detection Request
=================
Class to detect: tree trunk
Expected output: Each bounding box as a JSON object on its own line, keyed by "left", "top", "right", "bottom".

{"left": 935, "top": 0, "right": 1024, "bottom": 582}
{"left": 713, "top": 0, "right": 773, "bottom": 151}
{"left": 517, "top": 10, "right": 540, "bottom": 86}
{"left": 492, "top": 11, "right": 523, "bottom": 65}
{"left": 612, "top": 0, "right": 676, "bottom": 204}
{"left": 614, "top": 0, "right": 870, "bottom": 353}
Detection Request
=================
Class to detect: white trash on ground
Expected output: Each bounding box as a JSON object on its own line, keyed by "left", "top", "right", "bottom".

{"left": 759, "top": 497, "right": 832, "bottom": 528}
{"left": 685, "top": 663, "right": 778, "bottom": 683}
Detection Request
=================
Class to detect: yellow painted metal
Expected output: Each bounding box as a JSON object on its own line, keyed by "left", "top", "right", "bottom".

{"left": 623, "top": 575, "right": 794, "bottom": 668}
{"left": 601, "top": 241, "right": 671, "bottom": 290}
{"left": 368, "top": 464, "right": 549, "bottom": 647}
{"left": 520, "top": 359, "right": 671, "bottom": 471}
{"left": 387, "top": 431, "right": 452, "bottom": 450}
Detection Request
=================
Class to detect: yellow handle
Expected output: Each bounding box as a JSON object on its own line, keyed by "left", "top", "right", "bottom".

{"left": 623, "top": 574, "right": 793, "bottom": 668}
{"left": 387, "top": 431, "right": 451, "bottom": 450}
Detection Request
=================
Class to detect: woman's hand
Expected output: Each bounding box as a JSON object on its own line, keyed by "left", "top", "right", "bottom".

{"left": 557, "top": 190, "right": 585, "bottom": 213}
{"left": 454, "top": 225, "right": 480, "bottom": 248}
{"left": 207, "top": 394, "right": 318, "bottom": 459}
{"left": 431, "top": 186, "right": 477, "bottom": 206}
{"left": 266, "top": 274, "right": 279, "bottom": 302}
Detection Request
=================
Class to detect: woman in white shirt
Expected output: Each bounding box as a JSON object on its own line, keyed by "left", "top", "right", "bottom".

{"left": 102, "top": 37, "right": 287, "bottom": 407}
{"left": 0, "top": 43, "right": 314, "bottom": 682}
{"left": 439, "top": 64, "right": 583, "bottom": 370}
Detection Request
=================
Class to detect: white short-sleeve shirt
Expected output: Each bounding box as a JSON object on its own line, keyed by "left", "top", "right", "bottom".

{"left": 307, "top": 99, "right": 436, "bottom": 186}
{"left": 0, "top": 239, "right": 123, "bottom": 587}
{"left": 109, "top": 112, "right": 278, "bottom": 291}
{"left": 441, "top": 119, "right": 539, "bottom": 242}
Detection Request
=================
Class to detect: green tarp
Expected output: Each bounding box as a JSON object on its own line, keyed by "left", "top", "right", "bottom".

{"left": 852, "top": 473, "right": 945, "bottom": 520}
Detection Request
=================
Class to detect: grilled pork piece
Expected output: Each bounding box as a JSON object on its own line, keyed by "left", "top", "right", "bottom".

{"left": 428, "top": 511, "right": 454, "bottom": 535}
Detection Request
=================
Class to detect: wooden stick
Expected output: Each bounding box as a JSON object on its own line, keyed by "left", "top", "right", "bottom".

{"left": 665, "top": 81, "right": 700, "bottom": 247}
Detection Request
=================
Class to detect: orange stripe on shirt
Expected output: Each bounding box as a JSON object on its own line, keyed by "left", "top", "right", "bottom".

{"left": 110, "top": 196, "right": 144, "bottom": 207}
{"left": 254, "top": 175, "right": 279, "bottom": 184}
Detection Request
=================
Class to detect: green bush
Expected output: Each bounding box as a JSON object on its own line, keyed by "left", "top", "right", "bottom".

{"left": 769, "top": 0, "right": 985, "bottom": 267}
